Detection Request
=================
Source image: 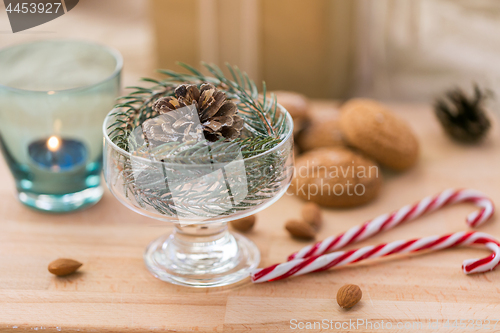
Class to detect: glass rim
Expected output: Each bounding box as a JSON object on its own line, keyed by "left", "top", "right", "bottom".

{"left": 102, "top": 104, "right": 294, "bottom": 166}
{"left": 0, "top": 39, "right": 123, "bottom": 94}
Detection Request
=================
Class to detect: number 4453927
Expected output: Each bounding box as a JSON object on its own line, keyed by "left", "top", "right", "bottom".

{"left": 6, "top": 2, "right": 62, "bottom": 14}
{"left": 443, "top": 319, "right": 500, "bottom": 330}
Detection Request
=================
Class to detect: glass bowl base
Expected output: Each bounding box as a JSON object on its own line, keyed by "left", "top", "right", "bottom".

{"left": 144, "top": 230, "right": 260, "bottom": 288}
{"left": 18, "top": 186, "right": 103, "bottom": 212}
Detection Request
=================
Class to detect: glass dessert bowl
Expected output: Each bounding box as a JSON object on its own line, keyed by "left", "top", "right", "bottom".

{"left": 103, "top": 103, "right": 294, "bottom": 287}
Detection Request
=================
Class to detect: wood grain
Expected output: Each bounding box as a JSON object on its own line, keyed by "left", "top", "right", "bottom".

{"left": 0, "top": 102, "right": 499, "bottom": 332}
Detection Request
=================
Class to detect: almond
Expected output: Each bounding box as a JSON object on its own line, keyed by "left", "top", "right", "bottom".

{"left": 337, "top": 284, "right": 362, "bottom": 309}
{"left": 48, "top": 258, "right": 82, "bottom": 276}
{"left": 302, "top": 202, "right": 322, "bottom": 230}
{"left": 230, "top": 215, "right": 256, "bottom": 232}
{"left": 285, "top": 219, "right": 316, "bottom": 240}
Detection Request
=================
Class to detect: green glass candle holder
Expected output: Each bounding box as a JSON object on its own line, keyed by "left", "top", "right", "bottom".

{"left": 0, "top": 40, "right": 122, "bottom": 212}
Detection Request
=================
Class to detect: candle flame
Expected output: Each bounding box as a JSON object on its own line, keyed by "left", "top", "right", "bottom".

{"left": 47, "top": 136, "right": 60, "bottom": 152}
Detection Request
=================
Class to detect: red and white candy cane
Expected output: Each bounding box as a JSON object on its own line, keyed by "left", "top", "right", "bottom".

{"left": 252, "top": 231, "right": 500, "bottom": 283}
{"left": 288, "top": 188, "right": 494, "bottom": 261}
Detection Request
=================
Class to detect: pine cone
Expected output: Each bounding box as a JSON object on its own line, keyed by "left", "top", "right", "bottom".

{"left": 434, "top": 85, "right": 491, "bottom": 143}
{"left": 145, "top": 83, "right": 244, "bottom": 144}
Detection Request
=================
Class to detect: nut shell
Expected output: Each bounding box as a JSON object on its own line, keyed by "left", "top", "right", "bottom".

{"left": 273, "top": 91, "right": 310, "bottom": 136}
{"left": 273, "top": 91, "right": 309, "bottom": 121}
{"left": 297, "top": 119, "right": 345, "bottom": 152}
{"left": 48, "top": 258, "right": 82, "bottom": 276}
{"left": 339, "top": 99, "right": 419, "bottom": 171}
{"left": 285, "top": 219, "right": 316, "bottom": 240}
{"left": 337, "top": 284, "right": 362, "bottom": 308}
{"left": 291, "top": 147, "right": 382, "bottom": 208}
{"left": 301, "top": 202, "right": 322, "bottom": 230}
{"left": 230, "top": 215, "right": 256, "bottom": 232}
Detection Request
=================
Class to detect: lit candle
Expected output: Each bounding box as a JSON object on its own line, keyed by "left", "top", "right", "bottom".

{"left": 28, "top": 136, "right": 87, "bottom": 172}
{"left": 47, "top": 136, "right": 59, "bottom": 151}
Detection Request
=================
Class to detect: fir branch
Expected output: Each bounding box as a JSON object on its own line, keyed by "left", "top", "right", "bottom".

{"left": 105, "top": 62, "right": 292, "bottom": 217}
{"left": 109, "top": 62, "right": 286, "bottom": 156}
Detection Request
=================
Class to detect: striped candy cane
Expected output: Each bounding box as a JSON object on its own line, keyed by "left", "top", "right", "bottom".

{"left": 252, "top": 231, "right": 500, "bottom": 283}
{"left": 288, "top": 189, "right": 494, "bottom": 261}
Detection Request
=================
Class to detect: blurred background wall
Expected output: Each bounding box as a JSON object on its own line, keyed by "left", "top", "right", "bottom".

{"left": 2, "top": 0, "right": 500, "bottom": 102}
{"left": 356, "top": 0, "right": 500, "bottom": 103}
{"left": 151, "top": 0, "right": 500, "bottom": 102}
{"left": 151, "top": 0, "right": 358, "bottom": 99}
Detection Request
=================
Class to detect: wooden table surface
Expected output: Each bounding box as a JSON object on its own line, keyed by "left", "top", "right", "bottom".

{"left": 1, "top": 102, "right": 499, "bottom": 332}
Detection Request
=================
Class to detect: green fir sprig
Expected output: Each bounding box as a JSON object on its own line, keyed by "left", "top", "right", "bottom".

{"left": 108, "top": 62, "right": 287, "bottom": 155}
{"left": 106, "top": 62, "right": 292, "bottom": 218}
